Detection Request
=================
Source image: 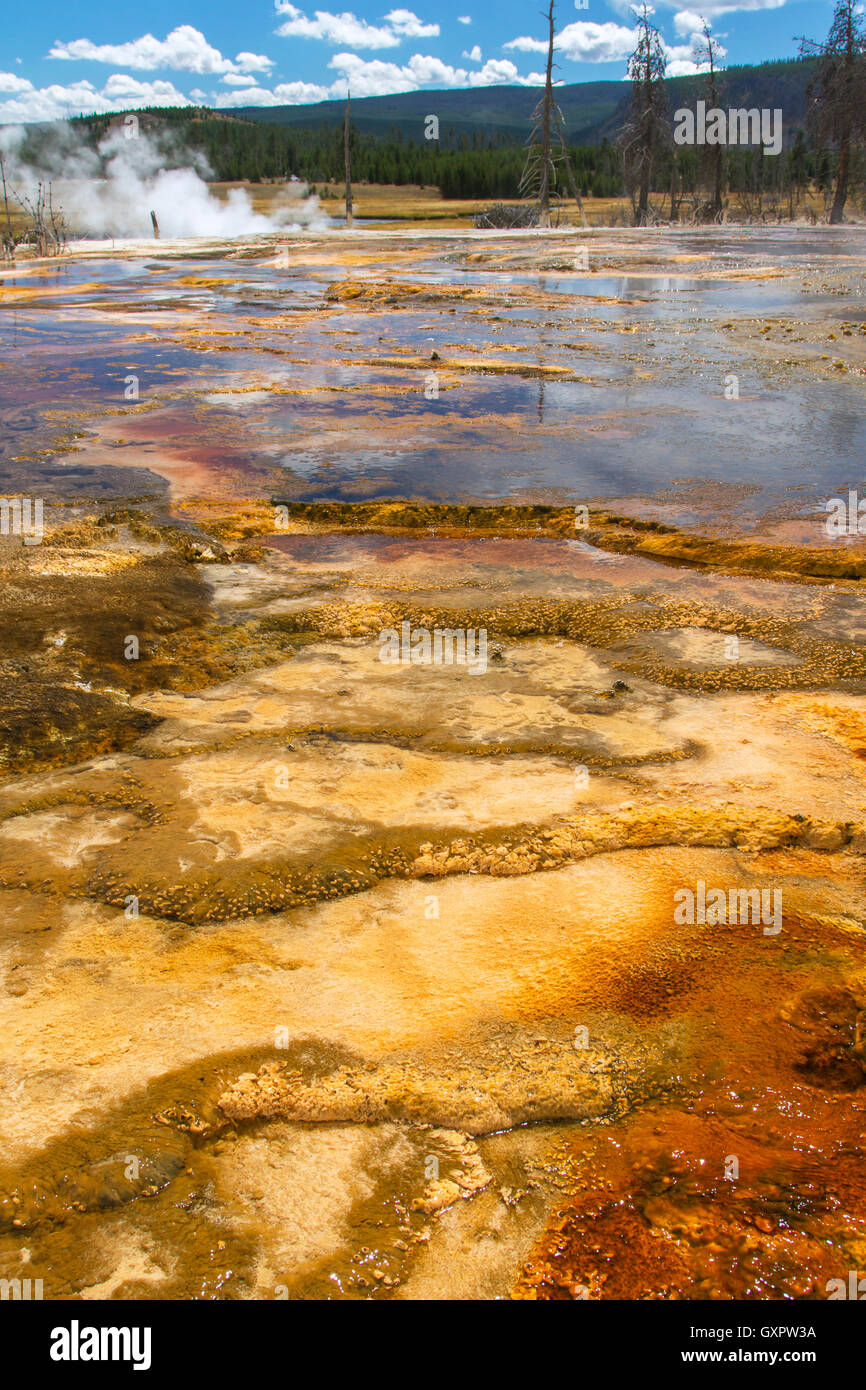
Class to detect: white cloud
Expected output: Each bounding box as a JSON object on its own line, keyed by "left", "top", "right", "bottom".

{"left": 215, "top": 79, "right": 332, "bottom": 107}
{"left": 48, "top": 25, "right": 272, "bottom": 75}
{"left": 662, "top": 31, "right": 727, "bottom": 73}
{"left": 665, "top": 0, "right": 787, "bottom": 14}
{"left": 507, "top": 15, "right": 727, "bottom": 71}
{"left": 457, "top": 15, "right": 472, "bottom": 23}
{"left": 384, "top": 9, "right": 439, "bottom": 37}
{"left": 661, "top": 16, "right": 728, "bottom": 68}
{"left": 507, "top": 20, "right": 638, "bottom": 62}
{"left": 327, "top": 53, "right": 419, "bottom": 94}
{"left": 609, "top": 0, "right": 785, "bottom": 29}
{"left": 274, "top": 80, "right": 333, "bottom": 100}
{"left": 665, "top": 57, "right": 706, "bottom": 74}
{"left": 221, "top": 73, "right": 259, "bottom": 86}
{"left": 214, "top": 86, "right": 282, "bottom": 107}
{"left": 463, "top": 44, "right": 482, "bottom": 61}
{"left": 101, "top": 74, "right": 189, "bottom": 100}
{"left": 504, "top": 35, "right": 547, "bottom": 52}
{"left": 557, "top": 20, "right": 639, "bottom": 61}
{"left": 0, "top": 73, "right": 193, "bottom": 123}
{"left": 673, "top": 9, "right": 707, "bottom": 34}
{"left": 0, "top": 72, "right": 34, "bottom": 93}
{"left": 471, "top": 58, "right": 527, "bottom": 85}
{"left": 234, "top": 51, "right": 275, "bottom": 70}
{"left": 274, "top": 4, "right": 437, "bottom": 48}
{"left": 275, "top": 5, "right": 400, "bottom": 46}
{"left": 214, "top": 47, "right": 546, "bottom": 105}
{"left": 325, "top": 49, "right": 541, "bottom": 96}
{"left": 404, "top": 54, "right": 463, "bottom": 83}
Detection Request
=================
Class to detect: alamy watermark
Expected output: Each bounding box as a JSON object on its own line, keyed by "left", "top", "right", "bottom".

{"left": 826, "top": 1271, "right": 866, "bottom": 1299}
{"left": 0, "top": 496, "right": 43, "bottom": 545}
{"left": 50, "top": 1322, "right": 151, "bottom": 1370}
{"left": 674, "top": 880, "right": 782, "bottom": 935}
{"left": 824, "top": 491, "right": 866, "bottom": 537}
{"left": 0, "top": 1277, "right": 43, "bottom": 1300}
{"left": 378, "top": 621, "right": 488, "bottom": 674}
{"left": 673, "top": 101, "right": 783, "bottom": 156}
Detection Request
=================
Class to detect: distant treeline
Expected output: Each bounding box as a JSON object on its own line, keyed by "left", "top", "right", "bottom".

{"left": 72, "top": 109, "right": 619, "bottom": 195}
{"left": 65, "top": 108, "right": 845, "bottom": 204}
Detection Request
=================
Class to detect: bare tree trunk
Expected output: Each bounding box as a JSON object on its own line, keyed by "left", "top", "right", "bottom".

{"left": 150, "top": 210, "right": 160, "bottom": 239}
{"left": 705, "top": 24, "right": 724, "bottom": 218}
{"left": 668, "top": 148, "right": 679, "bottom": 221}
{"left": 538, "top": 0, "right": 555, "bottom": 227}
{"left": 344, "top": 90, "right": 353, "bottom": 229}
{"left": 47, "top": 183, "right": 64, "bottom": 251}
{"left": 712, "top": 137, "right": 724, "bottom": 218}
{"left": 637, "top": 60, "right": 653, "bottom": 225}
{"left": 637, "top": 164, "right": 650, "bottom": 224}
{"left": 554, "top": 104, "right": 587, "bottom": 227}
{"left": 799, "top": 1, "right": 864, "bottom": 227}
{"left": 0, "top": 157, "right": 13, "bottom": 253}
{"left": 830, "top": 135, "right": 850, "bottom": 222}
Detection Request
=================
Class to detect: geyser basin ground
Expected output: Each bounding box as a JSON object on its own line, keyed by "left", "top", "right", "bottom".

{"left": 0, "top": 226, "right": 865, "bottom": 1300}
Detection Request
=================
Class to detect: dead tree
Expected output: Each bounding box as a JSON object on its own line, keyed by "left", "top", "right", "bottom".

{"left": 474, "top": 203, "right": 540, "bottom": 229}
{"left": 700, "top": 20, "right": 726, "bottom": 221}
{"left": 47, "top": 184, "right": 65, "bottom": 248}
{"left": 799, "top": 0, "right": 866, "bottom": 223}
{"left": 553, "top": 103, "right": 588, "bottom": 227}
{"left": 0, "top": 157, "right": 14, "bottom": 260}
{"left": 619, "top": 4, "right": 668, "bottom": 226}
{"left": 344, "top": 89, "right": 354, "bottom": 228}
{"left": 14, "top": 181, "right": 66, "bottom": 257}
{"left": 520, "top": 1, "right": 587, "bottom": 227}
{"left": 520, "top": 0, "right": 556, "bottom": 226}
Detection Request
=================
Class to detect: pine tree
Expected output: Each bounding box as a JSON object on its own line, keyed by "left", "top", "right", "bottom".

{"left": 344, "top": 90, "right": 353, "bottom": 227}
{"left": 619, "top": 4, "right": 668, "bottom": 225}
{"left": 799, "top": 0, "right": 866, "bottom": 222}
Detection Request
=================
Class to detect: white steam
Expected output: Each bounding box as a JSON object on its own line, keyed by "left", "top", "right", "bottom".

{"left": 0, "top": 120, "right": 326, "bottom": 240}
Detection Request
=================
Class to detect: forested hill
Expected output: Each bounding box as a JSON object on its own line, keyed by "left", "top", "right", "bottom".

{"left": 235, "top": 81, "right": 624, "bottom": 145}
{"left": 55, "top": 55, "right": 821, "bottom": 198}
{"left": 230, "top": 57, "right": 816, "bottom": 144}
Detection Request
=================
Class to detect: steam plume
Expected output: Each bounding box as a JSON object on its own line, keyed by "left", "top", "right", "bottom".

{"left": 0, "top": 119, "right": 325, "bottom": 240}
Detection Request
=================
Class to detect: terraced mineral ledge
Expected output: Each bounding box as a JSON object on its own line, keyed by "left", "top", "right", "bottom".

{"left": 0, "top": 227, "right": 865, "bottom": 1300}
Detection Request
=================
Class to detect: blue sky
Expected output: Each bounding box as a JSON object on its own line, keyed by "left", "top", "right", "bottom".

{"left": 0, "top": 0, "right": 836, "bottom": 123}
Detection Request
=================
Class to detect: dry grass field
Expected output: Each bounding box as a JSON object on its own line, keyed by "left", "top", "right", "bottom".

{"left": 2, "top": 177, "right": 857, "bottom": 250}
{"left": 215, "top": 178, "right": 854, "bottom": 228}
